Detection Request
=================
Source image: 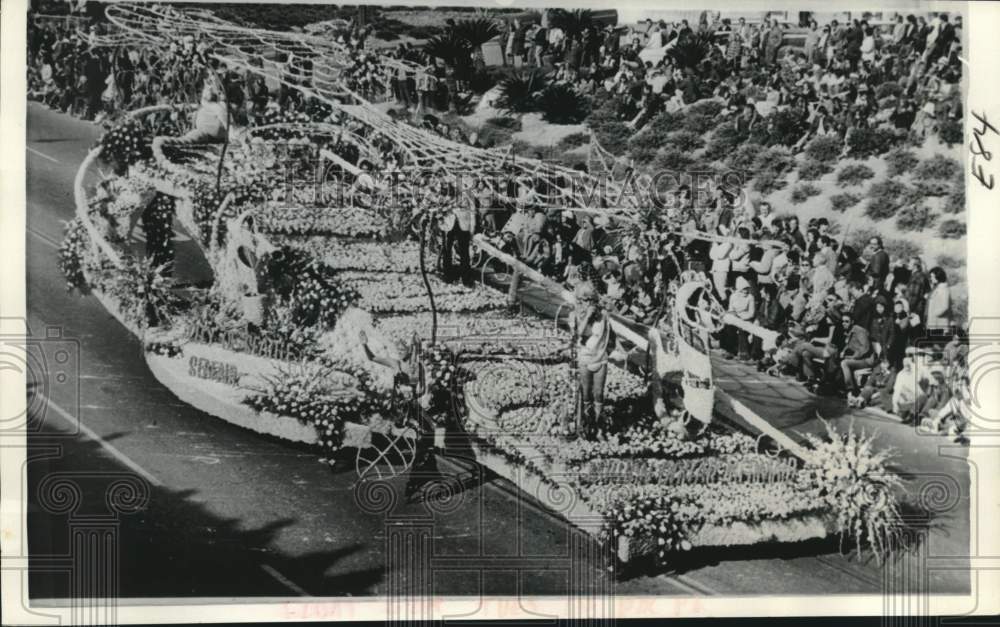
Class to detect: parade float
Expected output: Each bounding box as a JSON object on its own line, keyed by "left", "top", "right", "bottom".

{"left": 59, "top": 3, "right": 907, "bottom": 570}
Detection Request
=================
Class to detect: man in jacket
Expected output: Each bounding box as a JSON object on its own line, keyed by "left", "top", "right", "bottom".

{"left": 864, "top": 235, "right": 891, "bottom": 290}
{"left": 839, "top": 314, "right": 874, "bottom": 396}
{"left": 764, "top": 19, "right": 784, "bottom": 66}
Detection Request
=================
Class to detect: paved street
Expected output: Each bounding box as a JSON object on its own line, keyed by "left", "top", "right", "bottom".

{"left": 24, "top": 103, "right": 969, "bottom": 600}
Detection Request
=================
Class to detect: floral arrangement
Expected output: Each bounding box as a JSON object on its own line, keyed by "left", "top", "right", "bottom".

{"left": 257, "top": 246, "right": 360, "bottom": 330}
{"left": 99, "top": 120, "right": 153, "bottom": 169}
{"left": 243, "top": 359, "right": 391, "bottom": 465}
{"left": 800, "top": 421, "right": 904, "bottom": 562}
{"left": 58, "top": 218, "right": 92, "bottom": 293}
{"left": 276, "top": 236, "right": 422, "bottom": 273}
{"left": 253, "top": 205, "right": 388, "bottom": 238}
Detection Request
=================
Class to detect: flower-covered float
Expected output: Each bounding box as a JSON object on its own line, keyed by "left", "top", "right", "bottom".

{"left": 61, "top": 3, "right": 910, "bottom": 572}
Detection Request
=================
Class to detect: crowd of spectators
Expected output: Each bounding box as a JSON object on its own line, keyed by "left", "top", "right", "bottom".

{"left": 471, "top": 169, "right": 968, "bottom": 440}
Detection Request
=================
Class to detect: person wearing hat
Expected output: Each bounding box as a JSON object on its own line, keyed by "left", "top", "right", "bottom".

{"left": 565, "top": 282, "right": 615, "bottom": 439}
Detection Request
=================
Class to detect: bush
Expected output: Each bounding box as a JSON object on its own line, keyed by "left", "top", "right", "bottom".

{"left": 938, "top": 119, "right": 963, "bottom": 147}
{"left": 682, "top": 113, "right": 716, "bottom": 135}
{"left": 647, "top": 111, "right": 687, "bottom": 136}
{"left": 865, "top": 179, "right": 909, "bottom": 220}
{"left": 752, "top": 146, "right": 794, "bottom": 177}
{"left": 830, "top": 192, "right": 861, "bottom": 212}
{"left": 847, "top": 226, "right": 881, "bottom": 253}
{"left": 687, "top": 99, "right": 725, "bottom": 118}
{"left": 895, "top": 205, "right": 937, "bottom": 232}
{"left": 914, "top": 178, "right": 951, "bottom": 197}
{"left": 884, "top": 148, "right": 919, "bottom": 177}
{"left": 884, "top": 238, "right": 922, "bottom": 262}
{"left": 628, "top": 143, "right": 658, "bottom": 164}
{"left": 765, "top": 109, "right": 807, "bottom": 147}
{"left": 724, "top": 142, "right": 764, "bottom": 173}
{"left": 915, "top": 154, "right": 961, "bottom": 182}
{"left": 653, "top": 147, "right": 695, "bottom": 172}
{"left": 496, "top": 71, "right": 546, "bottom": 113}
{"left": 702, "top": 121, "right": 743, "bottom": 162}
{"left": 665, "top": 129, "right": 705, "bottom": 153}
{"left": 790, "top": 183, "right": 821, "bottom": 204}
{"left": 752, "top": 169, "right": 787, "bottom": 194}
{"left": 798, "top": 158, "right": 833, "bottom": 181}
{"left": 537, "top": 84, "right": 590, "bottom": 124}
{"left": 938, "top": 219, "right": 966, "bottom": 239}
{"left": 936, "top": 254, "right": 965, "bottom": 273}
{"left": 804, "top": 135, "right": 843, "bottom": 163}
{"left": 557, "top": 131, "right": 591, "bottom": 150}
{"left": 592, "top": 120, "right": 630, "bottom": 156}
{"left": 837, "top": 163, "right": 875, "bottom": 186}
{"left": 846, "top": 126, "right": 905, "bottom": 158}
{"left": 944, "top": 185, "right": 965, "bottom": 214}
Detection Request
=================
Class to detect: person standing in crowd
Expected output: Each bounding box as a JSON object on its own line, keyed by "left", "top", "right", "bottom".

{"left": 924, "top": 266, "right": 952, "bottom": 342}
{"left": 764, "top": 18, "right": 784, "bottom": 66}
{"left": 566, "top": 282, "right": 615, "bottom": 440}
{"left": 441, "top": 192, "right": 476, "bottom": 287}
{"left": 864, "top": 235, "right": 890, "bottom": 291}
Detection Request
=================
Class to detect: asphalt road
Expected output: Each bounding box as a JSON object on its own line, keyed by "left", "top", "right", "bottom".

{"left": 23, "top": 102, "right": 969, "bottom": 602}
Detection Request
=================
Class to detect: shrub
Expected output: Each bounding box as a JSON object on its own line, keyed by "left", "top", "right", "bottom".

{"left": 752, "top": 146, "right": 794, "bottom": 176}
{"left": 653, "top": 147, "right": 695, "bottom": 172}
{"left": 938, "top": 219, "right": 966, "bottom": 240}
{"left": 798, "top": 158, "right": 833, "bottom": 181}
{"left": 884, "top": 238, "right": 922, "bottom": 262}
{"left": 495, "top": 71, "right": 546, "bottom": 113}
{"left": 847, "top": 226, "right": 881, "bottom": 253}
{"left": 884, "top": 148, "right": 919, "bottom": 177}
{"left": 865, "top": 179, "right": 909, "bottom": 220}
{"left": 846, "top": 126, "right": 905, "bottom": 158}
{"left": 830, "top": 192, "right": 861, "bottom": 212}
{"left": 944, "top": 185, "right": 965, "bottom": 214}
{"left": 558, "top": 131, "right": 591, "bottom": 150}
{"left": 936, "top": 254, "right": 965, "bottom": 273}
{"left": 837, "top": 163, "right": 875, "bottom": 186}
{"left": 628, "top": 143, "right": 658, "bottom": 164}
{"left": 702, "top": 121, "right": 743, "bottom": 162}
{"left": 938, "top": 119, "right": 963, "bottom": 147}
{"left": 592, "top": 120, "right": 630, "bottom": 156}
{"left": 913, "top": 178, "right": 951, "bottom": 197}
{"left": 682, "top": 113, "right": 716, "bottom": 135}
{"left": 915, "top": 155, "right": 961, "bottom": 182}
{"left": 804, "top": 135, "right": 843, "bottom": 163}
{"left": 725, "top": 142, "right": 765, "bottom": 174}
{"left": 766, "top": 109, "right": 808, "bottom": 147}
{"left": 790, "top": 183, "right": 821, "bottom": 204}
{"left": 895, "top": 205, "right": 937, "bottom": 232}
{"left": 752, "top": 169, "right": 787, "bottom": 194}
{"left": 687, "top": 100, "right": 725, "bottom": 118}
{"left": 537, "top": 83, "right": 590, "bottom": 124}
{"left": 647, "top": 111, "right": 687, "bottom": 136}
{"left": 875, "top": 81, "right": 904, "bottom": 100}
{"left": 665, "top": 129, "right": 705, "bottom": 153}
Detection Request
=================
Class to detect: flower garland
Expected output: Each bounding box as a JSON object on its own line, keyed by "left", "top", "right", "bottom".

{"left": 58, "top": 218, "right": 92, "bottom": 293}
{"left": 253, "top": 206, "right": 388, "bottom": 238}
